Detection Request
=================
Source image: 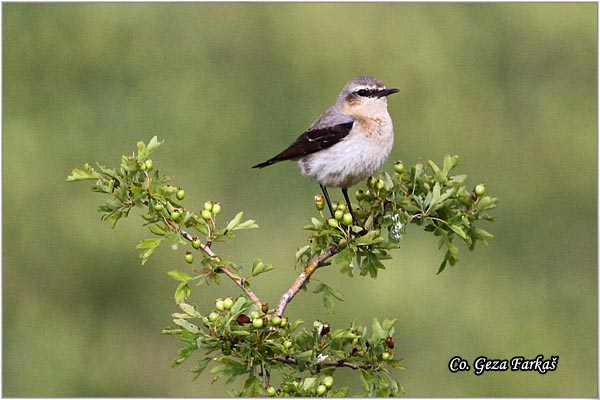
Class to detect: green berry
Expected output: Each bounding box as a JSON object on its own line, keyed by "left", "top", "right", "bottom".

{"left": 342, "top": 213, "right": 353, "bottom": 226}
{"left": 266, "top": 386, "right": 276, "bottom": 397}
{"left": 215, "top": 299, "right": 225, "bottom": 311}
{"left": 316, "top": 384, "right": 327, "bottom": 396}
{"left": 192, "top": 237, "right": 201, "bottom": 249}
{"left": 154, "top": 202, "right": 163, "bottom": 211}
{"left": 184, "top": 251, "right": 193, "bottom": 264}
{"left": 176, "top": 189, "right": 185, "bottom": 200}
{"left": 475, "top": 184, "right": 486, "bottom": 197}
{"left": 271, "top": 316, "right": 282, "bottom": 326}
{"left": 314, "top": 194, "right": 325, "bottom": 211}
{"left": 208, "top": 312, "right": 219, "bottom": 322}
{"left": 223, "top": 296, "right": 234, "bottom": 310}
{"left": 201, "top": 209, "right": 212, "bottom": 220}
{"left": 212, "top": 203, "right": 222, "bottom": 215}
{"left": 323, "top": 376, "right": 334, "bottom": 388}
{"left": 203, "top": 201, "right": 213, "bottom": 211}
{"left": 250, "top": 310, "right": 261, "bottom": 320}
{"left": 355, "top": 189, "right": 364, "bottom": 201}
{"left": 252, "top": 318, "right": 264, "bottom": 329}
{"left": 394, "top": 160, "right": 405, "bottom": 174}
{"left": 283, "top": 339, "right": 293, "bottom": 350}
{"left": 171, "top": 209, "right": 182, "bottom": 221}
{"left": 280, "top": 317, "right": 289, "bottom": 328}
{"left": 327, "top": 218, "right": 338, "bottom": 228}
{"left": 382, "top": 351, "right": 392, "bottom": 361}
{"left": 144, "top": 159, "right": 153, "bottom": 171}
{"left": 334, "top": 210, "right": 344, "bottom": 221}
{"left": 336, "top": 202, "right": 346, "bottom": 212}
{"left": 139, "top": 161, "right": 147, "bottom": 171}
{"left": 376, "top": 178, "right": 385, "bottom": 190}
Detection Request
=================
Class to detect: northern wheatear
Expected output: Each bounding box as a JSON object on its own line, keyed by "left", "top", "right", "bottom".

{"left": 252, "top": 76, "right": 398, "bottom": 222}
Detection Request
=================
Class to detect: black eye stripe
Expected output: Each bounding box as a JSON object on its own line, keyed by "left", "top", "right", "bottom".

{"left": 356, "top": 88, "right": 380, "bottom": 97}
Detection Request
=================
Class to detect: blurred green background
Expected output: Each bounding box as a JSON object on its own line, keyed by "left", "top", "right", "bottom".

{"left": 3, "top": 3, "right": 597, "bottom": 397}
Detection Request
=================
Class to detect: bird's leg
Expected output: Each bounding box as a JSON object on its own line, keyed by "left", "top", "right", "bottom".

{"left": 320, "top": 184, "right": 335, "bottom": 218}
{"left": 341, "top": 188, "right": 358, "bottom": 223}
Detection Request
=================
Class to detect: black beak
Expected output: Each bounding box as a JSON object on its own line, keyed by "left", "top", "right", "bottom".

{"left": 376, "top": 88, "right": 399, "bottom": 97}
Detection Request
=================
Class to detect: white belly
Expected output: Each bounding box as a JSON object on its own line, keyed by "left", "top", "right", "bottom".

{"left": 298, "top": 127, "right": 394, "bottom": 188}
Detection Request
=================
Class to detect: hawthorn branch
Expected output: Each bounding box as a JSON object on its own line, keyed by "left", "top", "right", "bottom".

{"left": 273, "top": 355, "right": 375, "bottom": 371}
{"left": 275, "top": 244, "right": 340, "bottom": 317}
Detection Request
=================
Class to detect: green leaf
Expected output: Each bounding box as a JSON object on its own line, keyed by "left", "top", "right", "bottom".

{"left": 136, "top": 238, "right": 163, "bottom": 265}
{"left": 167, "top": 269, "right": 192, "bottom": 282}
{"left": 313, "top": 283, "right": 345, "bottom": 312}
{"left": 66, "top": 163, "right": 101, "bottom": 181}
{"left": 146, "top": 136, "right": 163, "bottom": 156}
{"left": 179, "top": 302, "right": 202, "bottom": 317}
{"left": 191, "top": 357, "right": 212, "bottom": 380}
{"left": 235, "top": 219, "right": 258, "bottom": 230}
{"left": 226, "top": 212, "right": 244, "bottom": 231}
{"left": 371, "top": 318, "right": 386, "bottom": 340}
{"left": 251, "top": 258, "right": 273, "bottom": 277}
{"left": 210, "top": 358, "right": 248, "bottom": 384}
{"left": 148, "top": 223, "right": 167, "bottom": 236}
{"left": 174, "top": 282, "right": 191, "bottom": 303}
{"left": 173, "top": 318, "right": 200, "bottom": 334}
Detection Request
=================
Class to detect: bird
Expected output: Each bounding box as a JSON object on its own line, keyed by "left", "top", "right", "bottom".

{"left": 252, "top": 76, "right": 398, "bottom": 223}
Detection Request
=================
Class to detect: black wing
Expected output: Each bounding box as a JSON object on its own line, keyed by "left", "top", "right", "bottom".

{"left": 252, "top": 121, "right": 354, "bottom": 168}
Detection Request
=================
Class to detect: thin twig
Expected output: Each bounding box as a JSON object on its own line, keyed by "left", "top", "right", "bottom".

{"left": 275, "top": 244, "right": 340, "bottom": 317}
{"left": 178, "top": 227, "right": 263, "bottom": 307}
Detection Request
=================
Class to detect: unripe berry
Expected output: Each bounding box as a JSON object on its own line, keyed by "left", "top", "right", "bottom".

{"left": 323, "top": 376, "right": 334, "bottom": 388}
{"left": 394, "top": 160, "right": 405, "bottom": 174}
{"left": 252, "top": 318, "right": 264, "bottom": 329}
{"left": 336, "top": 202, "right": 346, "bottom": 212}
{"left": 334, "top": 210, "right": 344, "bottom": 221}
{"left": 250, "top": 310, "right": 261, "bottom": 320}
{"left": 192, "top": 237, "right": 201, "bottom": 249}
{"left": 382, "top": 351, "right": 392, "bottom": 361}
{"left": 154, "top": 202, "right": 164, "bottom": 211}
{"left": 283, "top": 339, "right": 293, "bottom": 350}
{"left": 316, "top": 384, "right": 327, "bottom": 396}
{"left": 376, "top": 178, "right": 385, "bottom": 190}
{"left": 144, "top": 159, "right": 153, "bottom": 171}
{"left": 280, "top": 317, "right": 289, "bottom": 328}
{"left": 314, "top": 194, "right": 325, "bottom": 211}
{"left": 342, "top": 213, "right": 353, "bottom": 226}
{"left": 203, "top": 201, "right": 213, "bottom": 212}
{"left": 223, "top": 296, "right": 234, "bottom": 310}
{"left": 475, "top": 183, "right": 486, "bottom": 197}
{"left": 184, "top": 251, "right": 193, "bottom": 264}
{"left": 139, "top": 161, "right": 147, "bottom": 171}
{"left": 171, "top": 209, "right": 182, "bottom": 221}
{"left": 271, "top": 316, "right": 282, "bottom": 326}
{"left": 327, "top": 218, "right": 338, "bottom": 228}
{"left": 212, "top": 203, "right": 222, "bottom": 215}
{"left": 176, "top": 189, "right": 185, "bottom": 200}
{"left": 201, "top": 209, "right": 212, "bottom": 220}
{"left": 208, "top": 312, "right": 219, "bottom": 322}
{"left": 355, "top": 189, "right": 364, "bottom": 201}
{"left": 215, "top": 299, "right": 225, "bottom": 311}
{"left": 266, "top": 386, "right": 276, "bottom": 397}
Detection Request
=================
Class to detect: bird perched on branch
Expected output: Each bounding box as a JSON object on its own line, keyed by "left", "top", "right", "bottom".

{"left": 252, "top": 76, "right": 398, "bottom": 223}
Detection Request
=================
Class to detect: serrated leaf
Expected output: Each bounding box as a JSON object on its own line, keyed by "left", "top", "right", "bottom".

{"left": 226, "top": 212, "right": 244, "bottom": 231}
{"left": 235, "top": 219, "right": 258, "bottom": 230}
{"left": 179, "top": 302, "right": 202, "bottom": 317}
{"left": 174, "top": 282, "right": 191, "bottom": 303}
{"left": 136, "top": 238, "right": 163, "bottom": 265}
{"left": 173, "top": 318, "right": 200, "bottom": 334}
{"left": 66, "top": 163, "right": 101, "bottom": 181}
{"left": 251, "top": 258, "right": 273, "bottom": 277}
{"left": 146, "top": 136, "right": 163, "bottom": 155}
{"left": 372, "top": 318, "right": 386, "bottom": 340}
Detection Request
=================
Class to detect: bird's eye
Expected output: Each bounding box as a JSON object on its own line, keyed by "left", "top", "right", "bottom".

{"left": 357, "top": 89, "right": 368, "bottom": 97}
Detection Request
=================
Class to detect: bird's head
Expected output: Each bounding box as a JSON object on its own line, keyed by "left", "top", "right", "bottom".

{"left": 338, "top": 76, "right": 399, "bottom": 120}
